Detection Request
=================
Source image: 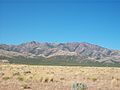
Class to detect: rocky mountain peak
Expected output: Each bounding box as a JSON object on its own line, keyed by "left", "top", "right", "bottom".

{"left": 0, "top": 41, "right": 120, "bottom": 64}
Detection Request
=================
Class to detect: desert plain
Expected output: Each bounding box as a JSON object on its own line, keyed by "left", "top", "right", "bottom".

{"left": 0, "top": 64, "right": 120, "bottom": 90}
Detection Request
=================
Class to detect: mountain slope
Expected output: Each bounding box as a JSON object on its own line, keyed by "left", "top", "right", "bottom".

{"left": 0, "top": 41, "right": 120, "bottom": 65}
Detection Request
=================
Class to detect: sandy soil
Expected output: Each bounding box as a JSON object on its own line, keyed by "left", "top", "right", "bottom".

{"left": 0, "top": 64, "right": 120, "bottom": 90}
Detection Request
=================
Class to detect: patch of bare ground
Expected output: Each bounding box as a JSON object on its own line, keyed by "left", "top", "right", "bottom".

{"left": 0, "top": 64, "right": 120, "bottom": 90}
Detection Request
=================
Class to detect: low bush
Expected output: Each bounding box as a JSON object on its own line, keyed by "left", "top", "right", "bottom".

{"left": 2, "top": 77, "right": 10, "bottom": 80}
{"left": 72, "top": 82, "right": 87, "bottom": 90}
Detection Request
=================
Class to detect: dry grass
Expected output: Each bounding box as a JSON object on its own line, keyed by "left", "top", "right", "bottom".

{"left": 0, "top": 64, "right": 120, "bottom": 90}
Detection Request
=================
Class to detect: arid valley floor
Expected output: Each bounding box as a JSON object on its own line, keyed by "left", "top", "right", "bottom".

{"left": 0, "top": 64, "right": 120, "bottom": 90}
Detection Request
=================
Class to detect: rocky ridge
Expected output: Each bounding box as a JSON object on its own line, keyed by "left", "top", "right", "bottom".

{"left": 0, "top": 41, "right": 120, "bottom": 64}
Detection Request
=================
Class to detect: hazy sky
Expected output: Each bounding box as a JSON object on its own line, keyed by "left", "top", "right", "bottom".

{"left": 0, "top": 0, "right": 120, "bottom": 49}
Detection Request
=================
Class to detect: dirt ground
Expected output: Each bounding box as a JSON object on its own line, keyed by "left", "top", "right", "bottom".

{"left": 0, "top": 64, "right": 120, "bottom": 90}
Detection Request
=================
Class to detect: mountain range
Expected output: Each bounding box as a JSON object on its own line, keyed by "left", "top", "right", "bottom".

{"left": 0, "top": 41, "right": 120, "bottom": 66}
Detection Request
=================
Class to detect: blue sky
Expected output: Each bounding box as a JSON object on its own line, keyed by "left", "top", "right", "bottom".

{"left": 0, "top": 0, "right": 120, "bottom": 49}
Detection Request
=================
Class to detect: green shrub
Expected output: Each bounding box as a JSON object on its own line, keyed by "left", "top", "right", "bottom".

{"left": 17, "top": 77, "right": 24, "bottom": 81}
{"left": 72, "top": 82, "right": 87, "bottom": 90}
{"left": 91, "top": 77, "right": 97, "bottom": 82}
{"left": 2, "top": 77, "right": 10, "bottom": 80}
{"left": 24, "top": 71, "right": 31, "bottom": 74}
{"left": 87, "top": 76, "right": 97, "bottom": 82}
{"left": 60, "top": 77, "right": 65, "bottom": 80}
{"left": 22, "top": 84, "right": 31, "bottom": 89}
{"left": 13, "top": 72, "right": 20, "bottom": 76}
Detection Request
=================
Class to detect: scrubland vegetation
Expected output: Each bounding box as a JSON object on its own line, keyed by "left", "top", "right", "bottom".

{"left": 0, "top": 64, "right": 120, "bottom": 90}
